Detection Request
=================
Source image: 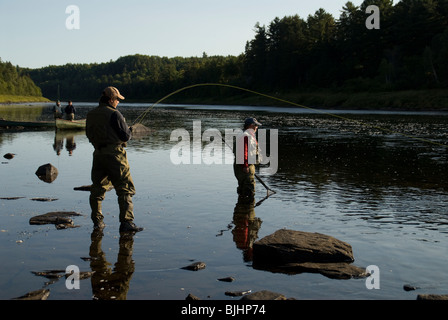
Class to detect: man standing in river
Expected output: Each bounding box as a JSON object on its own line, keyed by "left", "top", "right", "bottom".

{"left": 233, "top": 117, "right": 262, "bottom": 199}
{"left": 86, "top": 86, "right": 143, "bottom": 233}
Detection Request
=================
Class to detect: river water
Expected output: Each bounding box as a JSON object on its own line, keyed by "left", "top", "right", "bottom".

{"left": 0, "top": 102, "right": 447, "bottom": 300}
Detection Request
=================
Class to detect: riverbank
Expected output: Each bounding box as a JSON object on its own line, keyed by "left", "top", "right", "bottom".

{"left": 0, "top": 95, "right": 50, "bottom": 104}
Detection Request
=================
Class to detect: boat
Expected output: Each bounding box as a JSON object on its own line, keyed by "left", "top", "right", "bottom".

{"left": 0, "top": 118, "right": 54, "bottom": 128}
{"left": 55, "top": 118, "right": 86, "bottom": 130}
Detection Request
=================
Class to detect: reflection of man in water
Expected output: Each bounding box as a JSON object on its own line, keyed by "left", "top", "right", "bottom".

{"left": 231, "top": 197, "right": 262, "bottom": 262}
{"left": 65, "top": 135, "right": 76, "bottom": 156}
{"left": 53, "top": 134, "right": 64, "bottom": 156}
{"left": 89, "top": 230, "right": 135, "bottom": 300}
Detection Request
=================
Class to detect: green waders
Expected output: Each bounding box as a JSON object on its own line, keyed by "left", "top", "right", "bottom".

{"left": 90, "top": 145, "right": 135, "bottom": 224}
{"left": 233, "top": 163, "right": 256, "bottom": 198}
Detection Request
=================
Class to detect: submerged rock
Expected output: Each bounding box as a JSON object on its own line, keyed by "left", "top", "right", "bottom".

{"left": 252, "top": 229, "right": 366, "bottom": 279}
{"left": 130, "top": 123, "right": 152, "bottom": 138}
{"left": 218, "top": 276, "right": 235, "bottom": 282}
{"left": 417, "top": 294, "right": 448, "bottom": 300}
{"left": 74, "top": 184, "right": 113, "bottom": 192}
{"left": 30, "top": 197, "right": 58, "bottom": 202}
{"left": 12, "top": 289, "right": 50, "bottom": 300}
{"left": 0, "top": 196, "right": 25, "bottom": 200}
{"left": 35, "top": 163, "right": 58, "bottom": 183}
{"left": 225, "top": 290, "right": 251, "bottom": 297}
{"left": 181, "top": 261, "right": 206, "bottom": 271}
{"left": 29, "top": 211, "right": 82, "bottom": 229}
{"left": 240, "top": 290, "right": 288, "bottom": 300}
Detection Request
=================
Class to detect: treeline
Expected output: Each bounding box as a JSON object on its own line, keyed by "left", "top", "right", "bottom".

{"left": 0, "top": 59, "right": 43, "bottom": 97}
{"left": 245, "top": 0, "right": 448, "bottom": 92}
{"left": 27, "top": 0, "right": 448, "bottom": 103}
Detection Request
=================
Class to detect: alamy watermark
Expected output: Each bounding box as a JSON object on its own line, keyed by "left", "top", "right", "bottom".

{"left": 170, "top": 121, "right": 278, "bottom": 175}
{"left": 65, "top": 5, "right": 80, "bottom": 30}
{"left": 366, "top": 5, "right": 380, "bottom": 30}
{"left": 365, "top": 265, "right": 380, "bottom": 289}
{"left": 65, "top": 265, "right": 80, "bottom": 290}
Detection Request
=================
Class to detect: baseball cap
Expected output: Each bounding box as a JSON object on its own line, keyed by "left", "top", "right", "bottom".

{"left": 103, "top": 87, "right": 125, "bottom": 100}
{"left": 244, "top": 117, "right": 262, "bottom": 127}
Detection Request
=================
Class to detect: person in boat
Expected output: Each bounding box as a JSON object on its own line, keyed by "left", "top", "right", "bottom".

{"left": 65, "top": 101, "right": 76, "bottom": 121}
{"left": 86, "top": 86, "right": 143, "bottom": 233}
{"left": 53, "top": 100, "right": 62, "bottom": 119}
{"left": 233, "top": 117, "right": 262, "bottom": 199}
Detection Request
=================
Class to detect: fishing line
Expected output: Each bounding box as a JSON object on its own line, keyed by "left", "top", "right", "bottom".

{"left": 132, "top": 83, "right": 447, "bottom": 149}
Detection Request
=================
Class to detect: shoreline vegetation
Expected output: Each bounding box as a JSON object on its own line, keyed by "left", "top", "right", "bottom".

{"left": 0, "top": 95, "right": 50, "bottom": 104}
{"left": 162, "top": 88, "right": 448, "bottom": 111}
{"left": 1, "top": 89, "right": 446, "bottom": 112}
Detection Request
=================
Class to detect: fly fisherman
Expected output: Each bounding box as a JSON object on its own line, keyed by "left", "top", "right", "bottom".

{"left": 234, "top": 118, "right": 262, "bottom": 199}
{"left": 86, "top": 86, "right": 143, "bottom": 233}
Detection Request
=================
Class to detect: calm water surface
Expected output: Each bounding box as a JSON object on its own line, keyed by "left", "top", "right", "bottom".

{"left": 0, "top": 103, "right": 447, "bottom": 300}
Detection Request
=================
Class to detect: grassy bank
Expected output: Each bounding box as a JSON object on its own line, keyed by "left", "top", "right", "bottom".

{"left": 0, "top": 95, "right": 51, "bottom": 103}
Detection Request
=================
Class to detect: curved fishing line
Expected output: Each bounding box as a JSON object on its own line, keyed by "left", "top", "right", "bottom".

{"left": 132, "top": 83, "right": 447, "bottom": 148}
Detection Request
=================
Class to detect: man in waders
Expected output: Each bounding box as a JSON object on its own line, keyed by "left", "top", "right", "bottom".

{"left": 86, "top": 86, "right": 143, "bottom": 233}
{"left": 234, "top": 118, "right": 262, "bottom": 199}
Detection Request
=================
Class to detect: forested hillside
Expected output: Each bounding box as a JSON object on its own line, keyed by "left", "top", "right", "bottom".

{"left": 0, "top": 59, "right": 43, "bottom": 98}
{"left": 27, "top": 0, "right": 448, "bottom": 107}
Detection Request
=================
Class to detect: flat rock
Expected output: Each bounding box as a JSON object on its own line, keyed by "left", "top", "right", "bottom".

{"left": 417, "top": 294, "right": 448, "bottom": 300}
{"left": 253, "top": 229, "right": 354, "bottom": 264}
{"left": 29, "top": 211, "right": 82, "bottom": 229}
{"left": 252, "top": 229, "right": 366, "bottom": 279}
{"left": 240, "top": 290, "right": 288, "bottom": 300}
{"left": 12, "top": 289, "right": 50, "bottom": 300}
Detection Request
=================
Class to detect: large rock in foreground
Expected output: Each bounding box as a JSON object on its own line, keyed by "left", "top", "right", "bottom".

{"left": 253, "top": 229, "right": 354, "bottom": 264}
{"left": 252, "top": 229, "right": 366, "bottom": 279}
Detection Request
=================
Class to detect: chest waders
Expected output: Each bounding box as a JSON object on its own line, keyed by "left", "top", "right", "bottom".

{"left": 87, "top": 106, "right": 136, "bottom": 225}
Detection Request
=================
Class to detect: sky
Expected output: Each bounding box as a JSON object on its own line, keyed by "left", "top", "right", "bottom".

{"left": 0, "top": 0, "right": 366, "bottom": 69}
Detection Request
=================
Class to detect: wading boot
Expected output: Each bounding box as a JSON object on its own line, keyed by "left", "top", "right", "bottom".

{"left": 119, "top": 221, "right": 144, "bottom": 233}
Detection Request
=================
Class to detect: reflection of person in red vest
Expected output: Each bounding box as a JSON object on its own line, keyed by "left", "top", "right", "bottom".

{"left": 231, "top": 197, "right": 262, "bottom": 262}
{"left": 233, "top": 118, "right": 262, "bottom": 199}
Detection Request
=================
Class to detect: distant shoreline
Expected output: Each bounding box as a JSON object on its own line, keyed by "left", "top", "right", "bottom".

{"left": 162, "top": 88, "right": 448, "bottom": 112}
{"left": 1, "top": 89, "right": 447, "bottom": 112}
{"left": 0, "top": 95, "right": 50, "bottom": 104}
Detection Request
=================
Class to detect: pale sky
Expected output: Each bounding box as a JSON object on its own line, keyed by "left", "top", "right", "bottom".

{"left": 0, "top": 0, "right": 367, "bottom": 69}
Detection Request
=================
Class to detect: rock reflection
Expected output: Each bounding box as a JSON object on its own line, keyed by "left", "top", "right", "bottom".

{"left": 231, "top": 197, "right": 262, "bottom": 262}
{"left": 89, "top": 230, "right": 136, "bottom": 300}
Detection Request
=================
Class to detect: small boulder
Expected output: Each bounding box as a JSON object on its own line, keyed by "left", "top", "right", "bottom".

{"left": 181, "top": 261, "right": 206, "bottom": 271}
{"left": 35, "top": 163, "right": 58, "bottom": 183}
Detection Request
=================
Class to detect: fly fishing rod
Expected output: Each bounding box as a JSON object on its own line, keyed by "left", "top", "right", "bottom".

{"left": 132, "top": 83, "right": 447, "bottom": 149}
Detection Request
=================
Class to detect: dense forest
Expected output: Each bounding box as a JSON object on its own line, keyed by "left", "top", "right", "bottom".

{"left": 0, "top": 59, "right": 43, "bottom": 97}
{"left": 22, "top": 0, "right": 448, "bottom": 107}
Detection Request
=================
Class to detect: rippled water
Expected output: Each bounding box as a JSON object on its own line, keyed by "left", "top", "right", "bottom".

{"left": 1, "top": 103, "right": 447, "bottom": 300}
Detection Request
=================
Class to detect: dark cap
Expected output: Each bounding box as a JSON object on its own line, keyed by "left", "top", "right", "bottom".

{"left": 244, "top": 117, "right": 262, "bottom": 127}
